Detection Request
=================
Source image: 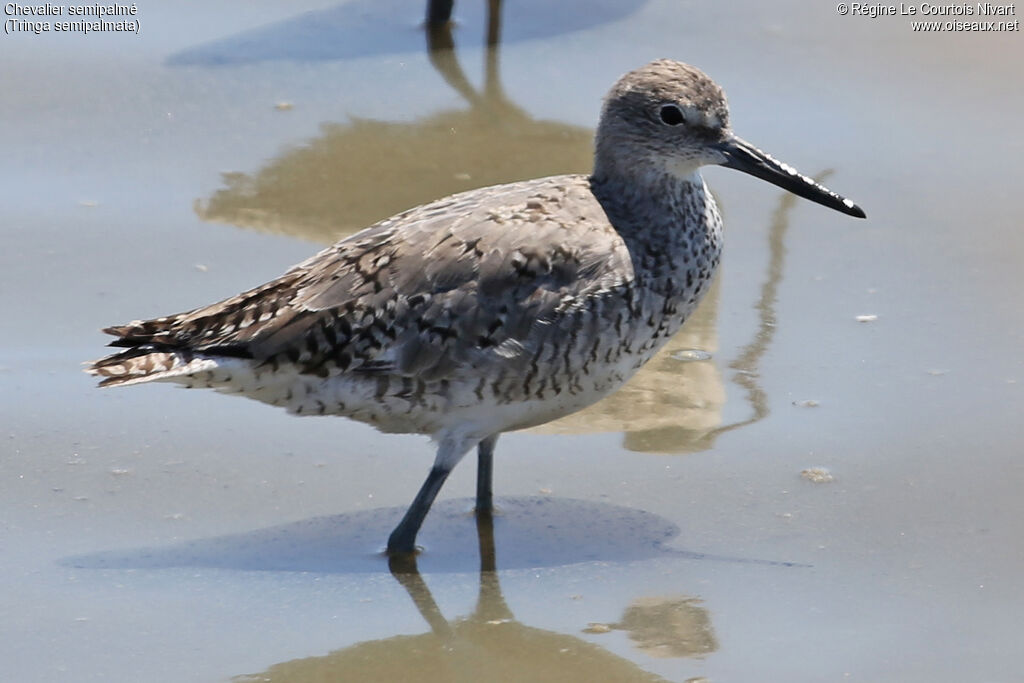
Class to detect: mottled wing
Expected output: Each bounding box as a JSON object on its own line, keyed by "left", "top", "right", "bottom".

{"left": 94, "top": 175, "right": 634, "bottom": 384}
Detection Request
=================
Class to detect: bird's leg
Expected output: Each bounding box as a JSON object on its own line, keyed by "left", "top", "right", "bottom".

{"left": 387, "top": 467, "right": 450, "bottom": 554}
{"left": 387, "top": 436, "right": 475, "bottom": 555}
{"left": 425, "top": 0, "right": 453, "bottom": 26}
{"left": 475, "top": 434, "right": 498, "bottom": 515}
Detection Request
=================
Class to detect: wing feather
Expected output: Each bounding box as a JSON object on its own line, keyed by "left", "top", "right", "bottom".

{"left": 92, "top": 176, "right": 635, "bottom": 383}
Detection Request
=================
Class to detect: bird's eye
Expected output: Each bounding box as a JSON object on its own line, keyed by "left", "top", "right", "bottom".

{"left": 659, "top": 104, "right": 685, "bottom": 126}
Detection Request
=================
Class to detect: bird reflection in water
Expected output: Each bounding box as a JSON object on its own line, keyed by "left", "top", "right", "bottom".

{"left": 196, "top": 1, "right": 594, "bottom": 241}
{"left": 234, "top": 511, "right": 716, "bottom": 682}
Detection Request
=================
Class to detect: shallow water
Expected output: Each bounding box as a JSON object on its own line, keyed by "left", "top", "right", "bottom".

{"left": 3, "top": 1, "right": 1023, "bottom": 681}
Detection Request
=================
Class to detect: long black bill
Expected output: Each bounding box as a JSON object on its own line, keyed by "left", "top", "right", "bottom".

{"left": 717, "top": 136, "right": 866, "bottom": 219}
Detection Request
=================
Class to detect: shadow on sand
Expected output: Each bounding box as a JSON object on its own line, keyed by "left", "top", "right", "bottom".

{"left": 63, "top": 496, "right": 804, "bottom": 574}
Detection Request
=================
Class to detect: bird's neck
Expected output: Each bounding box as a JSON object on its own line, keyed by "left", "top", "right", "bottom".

{"left": 590, "top": 160, "right": 711, "bottom": 242}
{"left": 589, "top": 160, "right": 723, "bottom": 305}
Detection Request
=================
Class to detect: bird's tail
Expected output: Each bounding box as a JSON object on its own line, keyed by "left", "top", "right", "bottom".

{"left": 86, "top": 345, "right": 202, "bottom": 387}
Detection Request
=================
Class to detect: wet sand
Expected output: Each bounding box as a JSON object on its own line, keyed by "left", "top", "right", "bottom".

{"left": 3, "top": 1, "right": 1023, "bottom": 681}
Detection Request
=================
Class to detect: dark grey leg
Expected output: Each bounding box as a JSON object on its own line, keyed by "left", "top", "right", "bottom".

{"left": 387, "top": 465, "right": 453, "bottom": 555}
{"left": 475, "top": 434, "right": 498, "bottom": 514}
{"left": 388, "top": 436, "right": 476, "bottom": 555}
{"left": 426, "top": 0, "right": 454, "bottom": 25}
{"left": 486, "top": 0, "right": 502, "bottom": 47}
